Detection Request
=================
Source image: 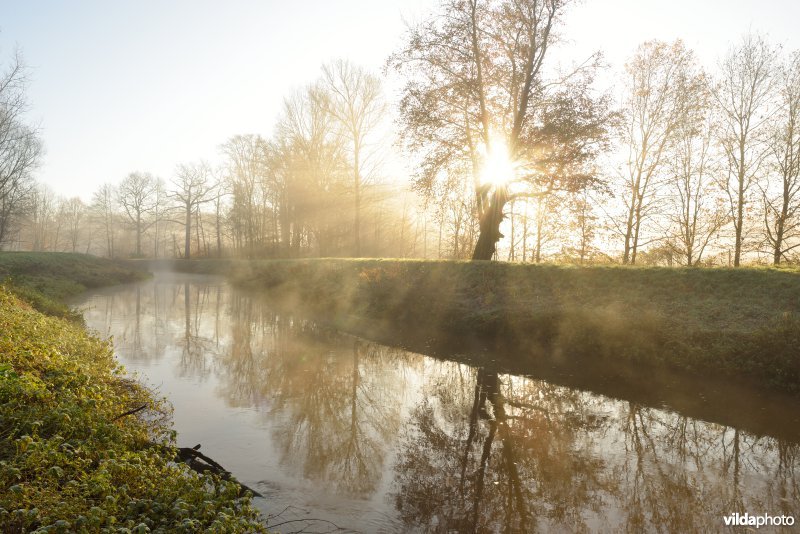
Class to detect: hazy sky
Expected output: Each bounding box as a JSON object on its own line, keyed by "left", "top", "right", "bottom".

{"left": 2, "top": 0, "right": 800, "bottom": 201}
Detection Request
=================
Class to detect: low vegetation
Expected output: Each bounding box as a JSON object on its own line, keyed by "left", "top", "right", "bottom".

{"left": 163, "top": 258, "right": 800, "bottom": 395}
{"left": 0, "top": 252, "right": 148, "bottom": 321}
{"left": 0, "top": 253, "right": 265, "bottom": 532}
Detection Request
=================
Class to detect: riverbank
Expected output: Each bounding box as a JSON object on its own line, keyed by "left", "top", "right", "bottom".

{"left": 149, "top": 258, "right": 800, "bottom": 395}
{"left": 0, "top": 253, "right": 265, "bottom": 532}
{"left": 0, "top": 252, "right": 148, "bottom": 321}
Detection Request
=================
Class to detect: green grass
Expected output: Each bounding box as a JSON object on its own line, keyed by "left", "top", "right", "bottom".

{"left": 161, "top": 258, "right": 800, "bottom": 395}
{"left": 0, "top": 288, "right": 264, "bottom": 532}
{"left": 0, "top": 253, "right": 265, "bottom": 532}
{"left": 0, "top": 252, "right": 148, "bottom": 321}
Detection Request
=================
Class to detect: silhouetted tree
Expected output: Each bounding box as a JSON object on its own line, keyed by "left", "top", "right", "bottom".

{"left": 616, "top": 40, "right": 707, "bottom": 264}
{"left": 391, "top": 0, "right": 611, "bottom": 260}
{"left": 659, "top": 58, "right": 725, "bottom": 266}
{"left": 221, "top": 134, "right": 270, "bottom": 255}
{"left": 91, "top": 183, "right": 117, "bottom": 257}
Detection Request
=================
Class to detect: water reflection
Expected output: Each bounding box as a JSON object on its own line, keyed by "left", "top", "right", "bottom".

{"left": 217, "top": 294, "right": 408, "bottom": 497}
{"left": 394, "top": 365, "right": 610, "bottom": 532}
{"left": 78, "top": 275, "right": 800, "bottom": 533}
{"left": 394, "top": 366, "right": 800, "bottom": 532}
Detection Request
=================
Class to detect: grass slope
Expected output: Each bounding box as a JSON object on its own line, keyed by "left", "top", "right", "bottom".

{"left": 0, "top": 252, "right": 148, "bottom": 321}
{"left": 162, "top": 258, "right": 800, "bottom": 394}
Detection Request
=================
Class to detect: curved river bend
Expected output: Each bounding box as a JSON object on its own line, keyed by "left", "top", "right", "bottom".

{"left": 75, "top": 273, "right": 800, "bottom": 533}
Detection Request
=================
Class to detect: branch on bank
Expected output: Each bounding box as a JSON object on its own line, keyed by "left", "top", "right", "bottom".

{"left": 176, "top": 444, "right": 264, "bottom": 498}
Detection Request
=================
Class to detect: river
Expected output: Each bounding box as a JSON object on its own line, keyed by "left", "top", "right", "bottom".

{"left": 73, "top": 273, "right": 800, "bottom": 533}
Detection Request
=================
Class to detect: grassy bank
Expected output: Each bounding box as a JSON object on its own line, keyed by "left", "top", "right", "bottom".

{"left": 0, "top": 252, "right": 148, "bottom": 321}
{"left": 0, "top": 253, "right": 265, "bottom": 532}
{"left": 157, "top": 258, "right": 800, "bottom": 395}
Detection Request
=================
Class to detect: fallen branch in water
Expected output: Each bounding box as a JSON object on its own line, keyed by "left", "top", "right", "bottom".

{"left": 176, "top": 444, "right": 263, "bottom": 498}
{"left": 108, "top": 405, "right": 263, "bottom": 499}
{"left": 111, "top": 403, "right": 148, "bottom": 421}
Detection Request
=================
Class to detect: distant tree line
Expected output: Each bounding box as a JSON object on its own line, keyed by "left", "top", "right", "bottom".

{"left": 1, "top": 1, "right": 799, "bottom": 266}
{"left": 0, "top": 55, "right": 428, "bottom": 259}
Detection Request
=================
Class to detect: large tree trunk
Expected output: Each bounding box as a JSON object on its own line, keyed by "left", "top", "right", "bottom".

{"left": 472, "top": 188, "right": 508, "bottom": 260}
{"left": 773, "top": 227, "right": 785, "bottom": 265}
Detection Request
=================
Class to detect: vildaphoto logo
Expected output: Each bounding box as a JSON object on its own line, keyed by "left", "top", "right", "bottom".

{"left": 723, "top": 513, "right": 795, "bottom": 528}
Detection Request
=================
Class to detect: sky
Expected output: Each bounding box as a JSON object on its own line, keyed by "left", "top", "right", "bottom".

{"left": 2, "top": 0, "right": 800, "bottom": 201}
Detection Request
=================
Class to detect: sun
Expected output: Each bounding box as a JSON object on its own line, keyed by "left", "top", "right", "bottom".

{"left": 479, "top": 135, "right": 516, "bottom": 188}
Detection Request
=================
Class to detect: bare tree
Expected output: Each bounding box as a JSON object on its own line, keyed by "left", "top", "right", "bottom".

{"left": 27, "top": 184, "right": 56, "bottom": 251}
{"left": 762, "top": 50, "right": 800, "bottom": 264}
{"left": 210, "top": 173, "right": 228, "bottom": 258}
{"left": 117, "top": 172, "right": 158, "bottom": 256}
{"left": 568, "top": 190, "right": 599, "bottom": 264}
{"left": 150, "top": 178, "right": 167, "bottom": 258}
{"left": 616, "top": 40, "right": 706, "bottom": 264}
{"left": 321, "top": 59, "right": 387, "bottom": 257}
{"left": 667, "top": 78, "right": 725, "bottom": 266}
{"left": 276, "top": 85, "right": 348, "bottom": 256}
{"left": 0, "top": 50, "right": 42, "bottom": 248}
{"left": 60, "top": 196, "right": 86, "bottom": 253}
{"left": 171, "top": 161, "right": 215, "bottom": 260}
{"left": 92, "top": 183, "right": 117, "bottom": 257}
{"left": 221, "top": 135, "right": 269, "bottom": 255}
{"left": 529, "top": 193, "right": 564, "bottom": 263}
{"left": 714, "top": 33, "right": 780, "bottom": 266}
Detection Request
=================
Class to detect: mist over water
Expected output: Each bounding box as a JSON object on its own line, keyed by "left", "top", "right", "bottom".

{"left": 75, "top": 274, "right": 800, "bottom": 533}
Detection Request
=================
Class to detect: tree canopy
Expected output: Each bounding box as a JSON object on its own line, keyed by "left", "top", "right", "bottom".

{"left": 390, "top": 0, "right": 613, "bottom": 259}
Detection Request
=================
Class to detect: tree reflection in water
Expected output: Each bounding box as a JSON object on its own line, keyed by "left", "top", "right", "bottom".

{"left": 80, "top": 277, "right": 800, "bottom": 533}
{"left": 393, "top": 364, "right": 610, "bottom": 533}
{"left": 216, "top": 292, "right": 410, "bottom": 497}
{"left": 392, "top": 363, "right": 800, "bottom": 532}
{"left": 177, "top": 282, "right": 219, "bottom": 379}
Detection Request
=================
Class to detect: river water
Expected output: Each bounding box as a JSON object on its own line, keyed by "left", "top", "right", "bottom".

{"left": 74, "top": 273, "right": 800, "bottom": 533}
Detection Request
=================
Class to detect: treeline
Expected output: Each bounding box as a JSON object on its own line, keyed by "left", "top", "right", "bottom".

{"left": 385, "top": 0, "right": 800, "bottom": 267}
{"left": 2, "top": 13, "right": 799, "bottom": 265}
{"left": 595, "top": 36, "right": 800, "bottom": 267}
{"left": 1, "top": 57, "right": 430, "bottom": 259}
{"left": 391, "top": 21, "right": 800, "bottom": 266}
